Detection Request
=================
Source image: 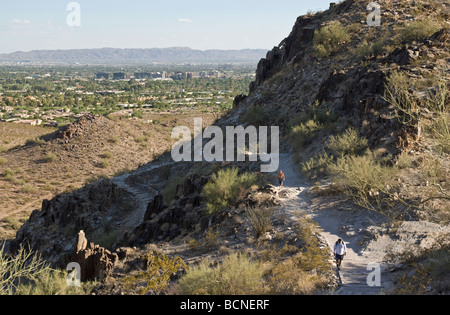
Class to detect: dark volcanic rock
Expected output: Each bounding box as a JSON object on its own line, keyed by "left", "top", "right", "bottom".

{"left": 66, "top": 230, "right": 118, "bottom": 282}
{"left": 12, "top": 179, "right": 127, "bottom": 267}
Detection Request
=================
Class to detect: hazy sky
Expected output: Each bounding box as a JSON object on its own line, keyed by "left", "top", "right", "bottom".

{"left": 0, "top": 0, "right": 334, "bottom": 54}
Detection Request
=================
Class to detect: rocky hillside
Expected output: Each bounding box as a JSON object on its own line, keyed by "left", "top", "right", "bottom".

{"left": 231, "top": 0, "right": 449, "bottom": 218}
{"left": 8, "top": 0, "right": 450, "bottom": 295}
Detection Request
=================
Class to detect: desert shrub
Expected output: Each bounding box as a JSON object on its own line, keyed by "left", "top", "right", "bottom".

{"left": 384, "top": 71, "right": 422, "bottom": 138}
{"left": 328, "top": 153, "right": 398, "bottom": 212}
{"left": 290, "top": 120, "right": 320, "bottom": 151}
{"left": 0, "top": 245, "right": 52, "bottom": 294}
{"left": 1, "top": 216, "right": 22, "bottom": 230}
{"left": 393, "top": 263, "right": 433, "bottom": 295}
{"left": 203, "top": 167, "right": 261, "bottom": 214}
{"left": 0, "top": 157, "right": 6, "bottom": 166}
{"left": 326, "top": 128, "right": 368, "bottom": 158}
{"left": 387, "top": 236, "right": 450, "bottom": 294}
{"left": 122, "top": 251, "right": 187, "bottom": 295}
{"left": 25, "top": 138, "right": 45, "bottom": 146}
{"left": 399, "top": 20, "right": 440, "bottom": 43}
{"left": 289, "top": 102, "right": 338, "bottom": 153}
{"left": 424, "top": 81, "right": 449, "bottom": 153}
{"left": 262, "top": 215, "right": 332, "bottom": 294}
{"left": 385, "top": 71, "right": 449, "bottom": 152}
{"left": 20, "top": 184, "right": 36, "bottom": 194}
{"left": 95, "top": 229, "right": 120, "bottom": 249}
{"left": 98, "top": 158, "right": 109, "bottom": 169}
{"left": 204, "top": 227, "right": 220, "bottom": 249}
{"left": 14, "top": 269, "right": 97, "bottom": 295}
{"left": 267, "top": 258, "right": 328, "bottom": 295}
{"left": 396, "top": 153, "right": 415, "bottom": 169}
{"left": 100, "top": 151, "right": 113, "bottom": 159}
{"left": 134, "top": 135, "right": 149, "bottom": 143}
{"left": 178, "top": 253, "right": 265, "bottom": 295}
{"left": 293, "top": 214, "right": 331, "bottom": 273}
{"left": 2, "top": 168, "right": 16, "bottom": 182}
{"left": 243, "top": 105, "right": 269, "bottom": 126}
{"left": 355, "top": 39, "right": 385, "bottom": 58}
{"left": 300, "top": 151, "right": 334, "bottom": 180}
{"left": 44, "top": 152, "right": 58, "bottom": 163}
{"left": 245, "top": 206, "right": 275, "bottom": 238}
{"left": 300, "top": 129, "right": 369, "bottom": 181}
{"left": 161, "top": 175, "right": 185, "bottom": 204}
{"left": 107, "top": 136, "right": 119, "bottom": 144}
{"left": 313, "top": 21, "right": 351, "bottom": 58}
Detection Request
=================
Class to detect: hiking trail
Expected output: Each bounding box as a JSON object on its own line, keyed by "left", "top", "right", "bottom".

{"left": 277, "top": 153, "right": 393, "bottom": 295}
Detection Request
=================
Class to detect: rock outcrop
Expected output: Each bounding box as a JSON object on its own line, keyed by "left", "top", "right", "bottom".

{"left": 124, "top": 174, "right": 209, "bottom": 246}
{"left": 12, "top": 179, "right": 128, "bottom": 267}
{"left": 66, "top": 230, "right": 119, "bottom": 282}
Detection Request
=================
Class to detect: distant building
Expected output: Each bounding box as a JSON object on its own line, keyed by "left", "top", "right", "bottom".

{"left": 113, "top": 73, "right": 125, "bottom": 80}
{"left": 135, "top": 72, "right": 151, "bottom": 79}
{"left": 96, "top": 72, "right": 110, "bottom": 80}
{"left": 151, "top": 72, "right": 167, "bottom": 80}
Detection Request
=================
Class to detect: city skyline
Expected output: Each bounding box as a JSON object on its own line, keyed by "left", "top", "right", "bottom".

{"left": 0, "top": 0, "right": 334, "bottom": 54}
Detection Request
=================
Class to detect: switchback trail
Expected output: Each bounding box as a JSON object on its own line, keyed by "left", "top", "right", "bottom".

{"left": 111, "top": 160, "right": 175, "bottom": 231}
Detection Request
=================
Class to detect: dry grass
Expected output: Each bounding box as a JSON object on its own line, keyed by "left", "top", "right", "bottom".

{"left": 178, "top": 253, "right": 265, "bottom": 295}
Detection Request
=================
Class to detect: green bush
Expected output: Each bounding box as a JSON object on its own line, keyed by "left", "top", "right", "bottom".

{"left": 290, "top": 120, "right": 320, "bottom": 151}
{"left": 2, "top": 168, "right": 16, "bottom": 181}
{"left": 328, "top": 153, "right": 398, "bottom": 212}
{"left": 203, "top": 167, "right": 261, "bottom": 214}
{"left": 300, "top": 152, "right": 334, "bottom": 180}
{"left": 399, "top": 20, "right": 440, "bottom": 43}
{"left": 178, "top": 253, "right": 265, "bottom": 295}
{"left": 326, "top": 128, "right": 368, "bottom": 158}
{"left": 355, "top": 39, "right": 385, "bottom": 58}
{"left": 122, "top": 251, "right": 186, "bottom": 295}
{"left": 289, "top": 102, "right": 338, "bottom": 153}
{"left": 44, "top": 153, "right": 58, "bottom": 163}
{"left": 313, "top": 21, "right": 351, "bottom": 58}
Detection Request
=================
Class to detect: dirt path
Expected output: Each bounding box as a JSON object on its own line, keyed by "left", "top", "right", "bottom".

{"left": 111, "top": 161, "right": 175, "bottom": 231}
{"left": 277, "top": 153, "right": 393, "bottom": 295}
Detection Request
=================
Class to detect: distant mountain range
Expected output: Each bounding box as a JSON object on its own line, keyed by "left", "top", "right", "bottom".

{"left": 0, "top": 47, "right": 268, "bottom": 65}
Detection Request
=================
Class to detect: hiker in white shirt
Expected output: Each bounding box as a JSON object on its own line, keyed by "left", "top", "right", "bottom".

{"left": 334, "top": 238, "right": 347, "bottom": 270}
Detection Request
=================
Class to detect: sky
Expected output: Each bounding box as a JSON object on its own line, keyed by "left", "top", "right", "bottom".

{"left": 0, "top": 0, "right": 335, "bottom": 54}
